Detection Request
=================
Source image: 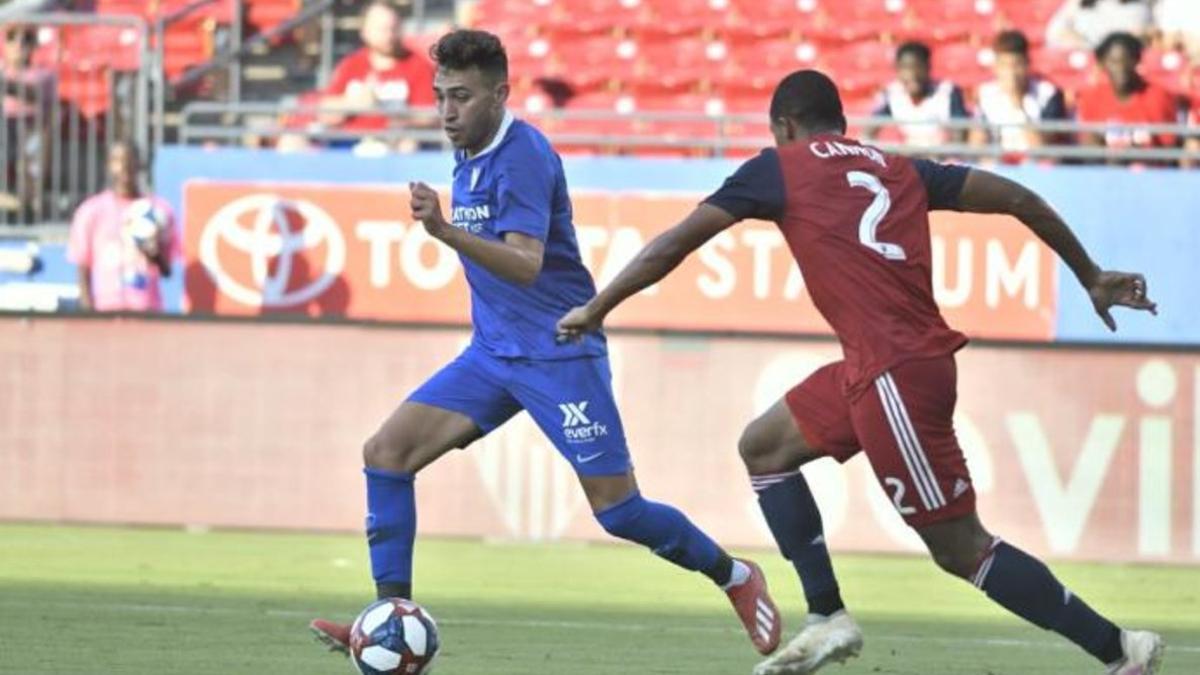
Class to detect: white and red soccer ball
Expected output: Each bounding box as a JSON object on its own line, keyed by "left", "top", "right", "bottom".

{"left": 349, "top": 598, "right": 440, "bottom": 675}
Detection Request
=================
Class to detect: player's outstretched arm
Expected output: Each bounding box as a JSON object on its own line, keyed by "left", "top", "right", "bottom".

{"left": 409, "top": 181, "right": 544, "bottom": 286}
{"left": 956, "top": 169, "right": 1157, "bottom": 330}
{"left": 556, "top": 204, "right": 738, "bottom": 340}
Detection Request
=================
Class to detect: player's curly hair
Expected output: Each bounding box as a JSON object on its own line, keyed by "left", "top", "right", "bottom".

{"left": 430, "top": 29, "right": 508, "bottom": 81}
{"left": 770, "top": 70, "right": 846, "bottom": 134}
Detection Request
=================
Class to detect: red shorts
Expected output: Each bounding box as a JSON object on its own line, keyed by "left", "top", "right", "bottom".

{"left": 785, "top": 355, "right": 975, "bottom": 527}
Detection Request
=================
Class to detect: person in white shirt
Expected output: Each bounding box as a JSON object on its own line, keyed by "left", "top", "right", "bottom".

{"left": 971, "top": 30, "right": 1069, "bottom": 157}
{"left": 866, "top": 41, "right": 970, "bottom": 148}
{"left": 1047, "top": 0, "right": 1153, "bottom": 50}
{"left": 1154, "top": 0, "right": 1200, "bottom": 60}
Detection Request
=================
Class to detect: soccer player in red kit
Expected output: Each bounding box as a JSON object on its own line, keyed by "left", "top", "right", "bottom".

{"left": 557, "top": 70, "right": 1163, "bottom": 675}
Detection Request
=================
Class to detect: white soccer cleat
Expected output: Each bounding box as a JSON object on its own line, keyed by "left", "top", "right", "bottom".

{"left": 752, "top": 610, "right": 863, "bottom": 675}
{"left": 1106, "top": 630, "right": 1165, "bottom": 675}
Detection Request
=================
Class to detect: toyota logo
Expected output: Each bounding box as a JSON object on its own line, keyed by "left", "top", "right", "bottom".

{"left": 199, "top": 195, "right": 346, "bottom": 308}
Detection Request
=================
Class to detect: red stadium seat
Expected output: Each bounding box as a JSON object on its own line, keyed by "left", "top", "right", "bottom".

{"left": 720, "top": 3, "right": 797, "bottom": 45}
{"left": 712, "top": 55, "right": 779, "bottom": 101}
{"left": 933, "top": 41, "right": 994, "bottom": 87}
{"left": 551, "top": 36, "right": 638, "bottom": 93}
{"left": 835, "top": 68, "right": 895, "bottom": 101}
{"left": 57, "top": 64, "right": 112, "bottom": 117}
{"left": 734, "top": 39, "right": 822, "bottom": 73}
{"left": 821, "top": 40, "right": 895, "bottom": 74}
{"left": 58, "top": 25, "right": 143, "bottom": 72}
{"left": 542, "top": 0, "right": 646, "bottom": 40}
{"left": 996, "top": 0, "right": 1062, "bottom": 30}
{"left": 628, "top": 36, "right": 727, "bottom": 93}
{"left": 509, "top": 86, "right": 556, "bottom": 116}
{"left": 162, "top": 17, "right": 213, "bottom": 80}
{"left": 29, "top": 28, "right": 60, "bottom": 69}
{"left": 1141, "top": 49, "right": 1191, "bottom": 95}
{"left": 95, "top": 0, "right": 150, "bottom": 15}
{"left": 505, "top": 35, "right": 557, "bottom": 76}
{"left": 634, "top": 36, "right": 729, "bottom": 73}
{"left": 451, "top": 0, "right": 1085, "bottom": 152}
{"left": 96, "top": 0, "right": 234, "bottom": 21}
{"left": 1035, "top": 47, "right": 1096, "bottom": 90}
{"left": 805, "top": 0, "right": 909, "bottom": 44}
{"left": 244, "top": 0, "right": 301, "bottom": 34}
{"left": 897, "top": 0, "right": 1003, "bottom": 46}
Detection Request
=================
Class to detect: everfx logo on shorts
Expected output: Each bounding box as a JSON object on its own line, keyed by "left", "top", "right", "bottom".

{"left": 558, "top": 401, "right": 608, "bottom": 443}
{"left": 199, "top": 195, "right": 346, "bottom": 307}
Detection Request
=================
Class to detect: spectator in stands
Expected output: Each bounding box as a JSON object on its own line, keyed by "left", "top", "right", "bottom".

{"left": 67, "top": 143, "right": 179, "bottom": 312}
{"left": 971, "top": 30, "right": 1069, "bottom": 158}
{"left": 1153, "top": 0, "right": 1200, "bottom": 61}
{"left": 279, "top": 0, "right": 434, "bottom": 153}
{"left": 1077, "top": 32, "right": 1185, "bottom": 162}
{"left": 2, "top": 25, "right": 55, "bottom": 218}
{"left": 1184, "top": 108, "right": 1200, "bottom": 168}
{"left": 865, "top": 41, "right": 970, "bottom": 148}
{"left": 1047, "top": 0, "right": 1153, "bottom": 50}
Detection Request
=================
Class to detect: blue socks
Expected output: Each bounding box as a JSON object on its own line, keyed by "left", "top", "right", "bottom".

{"left": 364, "top": 467, "right": 416, "bottom": 600}
{"left": 752, "top": 471, "right": 845, "bottom": 616}
{"left": 974, "top": 540, "right": 1123, "bottom": 664}
{"left": 595, "top": 491, "right": 731, "bottom": 583}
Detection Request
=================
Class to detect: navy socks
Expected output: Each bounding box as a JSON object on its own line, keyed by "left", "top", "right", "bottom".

{"left": 752, "top": 471, "right": 844, "bottom": 616}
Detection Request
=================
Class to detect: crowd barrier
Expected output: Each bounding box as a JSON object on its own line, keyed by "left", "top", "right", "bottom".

{"left": 2, "top": 315, "right": 1197, "bottom": 564}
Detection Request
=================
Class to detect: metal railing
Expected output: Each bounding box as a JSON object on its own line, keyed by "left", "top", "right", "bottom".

{"left": 178, "top": 101, "right": 1200, "bottom": 165}
{"left": 151, "top": 0, "right": 245, "bottom": 153}
{"left": 1, "top": 13, "right": 151, "bottom": 227}
{"left": 171, "top": 0, "right": 336, "bottom": 91}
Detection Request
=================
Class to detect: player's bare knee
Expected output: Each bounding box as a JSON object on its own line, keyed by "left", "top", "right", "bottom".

{"left": 922, "top": 518, "right": 993, "bottom": 580}
{"left": 928, "top": 545, "right": 976, "bottom": 579}
{"left": 737, "top": 422, "right": 774, "bottom": 471}
{"left": 362, "top": 432, "right": 417, "bottom": 472}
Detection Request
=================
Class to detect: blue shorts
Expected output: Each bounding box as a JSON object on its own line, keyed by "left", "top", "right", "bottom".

{"left": 407, "top": 346, "right": 632, "bottom": 476}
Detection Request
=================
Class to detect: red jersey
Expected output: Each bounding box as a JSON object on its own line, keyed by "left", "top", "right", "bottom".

{"left": 705, "top": 135, "right": 970, "bottom": 398}
{"left": 326, "top": 45, "right": 435, "bottom": 132}
{"left": 1076, "top": 80, "right": 1182, "bottom": 148}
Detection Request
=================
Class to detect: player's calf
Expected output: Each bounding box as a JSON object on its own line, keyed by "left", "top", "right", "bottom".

{"left": 591, "top": 488, "right": 779, "bottom": 653}
{"left": 740, "top": 401, "right": 846, "bottom": 619}
{"left": 919, "top": 514, "right": 1128, "bottom": 669}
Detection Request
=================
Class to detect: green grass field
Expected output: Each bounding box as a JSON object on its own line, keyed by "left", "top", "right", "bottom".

{"left": 2, "top": 524, "right": 1197, "bottom": 674}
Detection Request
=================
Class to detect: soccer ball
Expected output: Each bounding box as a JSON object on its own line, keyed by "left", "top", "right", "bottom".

{"left": 349, "top": 598, "right": 440, "bottom": 675}
{"left": 125, "top": 198, "right": 169, "bottom": 247}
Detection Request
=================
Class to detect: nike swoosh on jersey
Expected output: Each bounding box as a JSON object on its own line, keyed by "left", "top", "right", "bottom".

{"left": 576, "top": 451, "right": 605, "bottom": 464}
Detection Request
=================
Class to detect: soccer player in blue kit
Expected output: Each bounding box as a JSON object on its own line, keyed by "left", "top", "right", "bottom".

{"left": 311, "top": 29, "right": 783, "bottom": 659}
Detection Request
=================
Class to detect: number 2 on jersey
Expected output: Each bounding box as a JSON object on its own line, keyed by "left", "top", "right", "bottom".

{"left": 847, "top": 171, "right": 906, "bottom": 261}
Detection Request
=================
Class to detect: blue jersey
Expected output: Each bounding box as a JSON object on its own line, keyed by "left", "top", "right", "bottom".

{"left": 450, "top": 113, "right": 605, "bottom": 360}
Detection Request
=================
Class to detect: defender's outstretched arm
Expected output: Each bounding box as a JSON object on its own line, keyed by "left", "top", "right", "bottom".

{"left": 556, "top": 204, "right": 738, "bottom": 340}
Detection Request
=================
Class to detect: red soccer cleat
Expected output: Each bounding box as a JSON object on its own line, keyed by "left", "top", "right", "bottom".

{"left": 725, "top": 558, "right": 782, "bottom": 655}
{"left": 310, "top": 618, "right": 352, "bottom": 655}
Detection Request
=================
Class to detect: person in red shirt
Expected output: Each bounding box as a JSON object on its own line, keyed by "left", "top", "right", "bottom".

{"left": 558, "top": 70, "right": 1164, "bottom": 675}
{"left": 280, "top": 0, "right": 434, "bottom": 152}
{"left": 1077, "top": 31, "right": 1185, "bottom": 161}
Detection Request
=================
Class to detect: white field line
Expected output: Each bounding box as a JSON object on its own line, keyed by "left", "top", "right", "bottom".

{"left": 2, "top": 597, "right": 1198, "bottom": 654}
